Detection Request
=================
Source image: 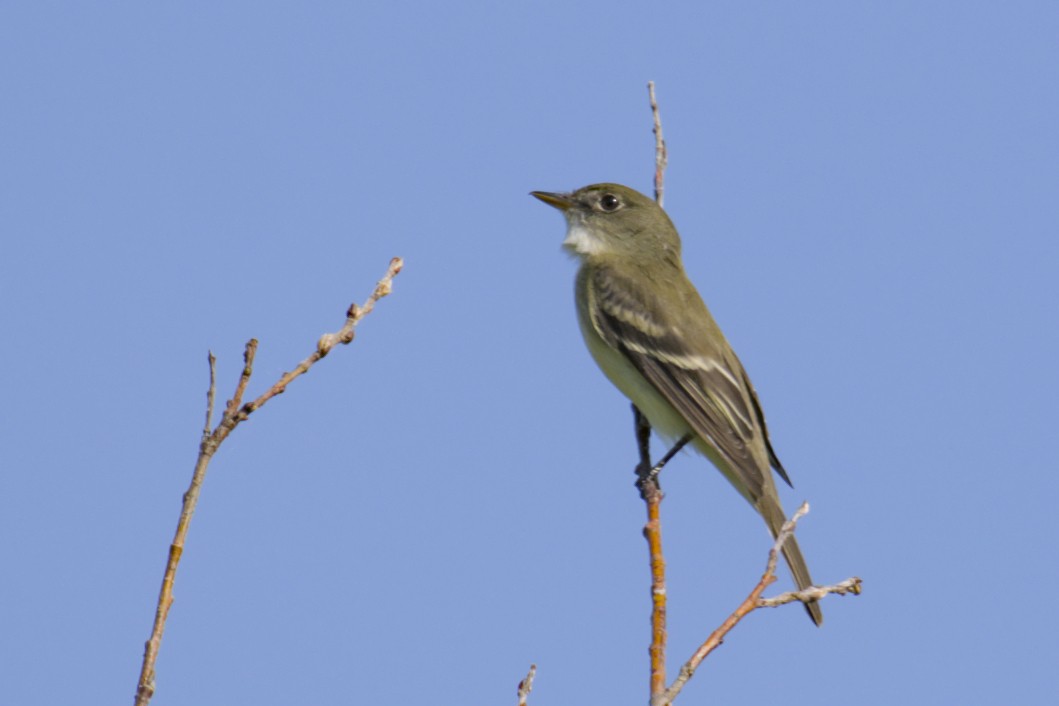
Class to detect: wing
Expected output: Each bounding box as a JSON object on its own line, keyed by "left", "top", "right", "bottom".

{"left": 585, "top": 264, "right": 791, "bottom": 502}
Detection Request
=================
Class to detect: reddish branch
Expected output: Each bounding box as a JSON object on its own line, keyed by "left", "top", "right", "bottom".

{"left": 636, "top": 431, "right": 668, "bottom": 701}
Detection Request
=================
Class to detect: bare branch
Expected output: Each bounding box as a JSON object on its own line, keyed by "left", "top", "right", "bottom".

{"left": 661, "top": 504, "right": 811, "bottom": 705}
{"left": 317, "top": 256, "right": 402, "bottom": 354}
{"left": 647, "top": 81, "right": 668, "bottom": 208}
{"left": 229, "top": 256, "right": 404, "bottom": 429}
{"left": 517, "top": 664, "right": 537, "bottom": 706}
{"left": 134, "top": 257, "right": 403, "bottom": 706}
{"left": 641, "top": 472, "right": 667, "bottom": 704}
{"left": 759, "top": 577, "right": 863, "bottom": 608}
{"left": 201, "top": 352, "right": 217, "bottom": 444}
{"left": 769, "top": 502, "right": 811, "bottom": 572}
{"left": 639, "top": 80, "right": 674, "bottom": 706}
{"left": 224, "top": 340, "right": 258, "bottom": 421}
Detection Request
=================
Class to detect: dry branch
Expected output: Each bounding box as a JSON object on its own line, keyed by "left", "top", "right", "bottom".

{"left": 759, "top": 577, "right": 863, "bottom": 608}
{"left": 660, "top": 504, "right": 861, "bottom": 705}
{"left": 648, "top": 80, "right": 668, "bottom": 207}
{"left": 517, "top": 664, "right": 537, "bottom": 706}
{"left": 636, "top": 81, "right": 674, "bottom": 706}
{"left": 133, "top": 257, "right": 403, "bottom": 706}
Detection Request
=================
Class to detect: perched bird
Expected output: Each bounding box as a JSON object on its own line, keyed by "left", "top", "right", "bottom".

{"left": 532, "top": 183, "right": 822, "bottom": 625}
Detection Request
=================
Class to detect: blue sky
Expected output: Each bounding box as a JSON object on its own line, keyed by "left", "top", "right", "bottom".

{"left": 3, "top": 3, "right": 1058, "bottom": 704}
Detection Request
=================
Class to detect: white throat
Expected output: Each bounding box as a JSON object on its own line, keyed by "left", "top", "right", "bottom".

{"left": 562, "top": 220, "right": 608, "bottom": 257}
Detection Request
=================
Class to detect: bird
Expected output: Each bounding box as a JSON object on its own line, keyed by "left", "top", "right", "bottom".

{"left": 532, "top": 183, "right": 822, "bottom": 625}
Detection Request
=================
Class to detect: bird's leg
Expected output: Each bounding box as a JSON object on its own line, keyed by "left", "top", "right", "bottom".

{"left": 650, "top": 434, "right": 692, "bottom": 480}
{"left": 633, "top": 404, "right": 692, "bottom": 494}
{"left": 633, "top": 404, "right": 655, "bottom": 489}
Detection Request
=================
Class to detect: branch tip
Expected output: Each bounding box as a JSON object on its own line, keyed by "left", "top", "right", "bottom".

{"left": 517, "top": 664, "right": 537, "bottom": 706}
{"left": 759, "top": 577, "right": 863, "bottom": 609}
{"left": 647, "top": 80, "right": 668, "bottom": 207}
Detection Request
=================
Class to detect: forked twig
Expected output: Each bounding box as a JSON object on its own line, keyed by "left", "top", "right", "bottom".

{"left": 661, "top": 504, "right": 861, "bottom": 705}
{"left": 759, "top": 577, "right": 863, "bottom": 608}
{"left": 133, "top": 257, "right": 403, "bottom": 706}
{"left": 662, "top": 503, "right": 809, "bottom": 703}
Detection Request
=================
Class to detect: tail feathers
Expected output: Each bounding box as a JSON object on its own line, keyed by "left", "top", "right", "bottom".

{"left": 759, "top": 497, "right": 823, "bottom": 626}
{"left": 779, "top": 533, "right": 824, "bottom": 626}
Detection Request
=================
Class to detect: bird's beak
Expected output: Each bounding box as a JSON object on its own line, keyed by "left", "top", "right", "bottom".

{"left": 530, "top": 190, "right": 575, "bottom": 211}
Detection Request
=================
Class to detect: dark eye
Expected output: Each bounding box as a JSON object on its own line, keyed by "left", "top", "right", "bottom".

{"left": 599, "top": 194, "right": 621, "bottom": 211}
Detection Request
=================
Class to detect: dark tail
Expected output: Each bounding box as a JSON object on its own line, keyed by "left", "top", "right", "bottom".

{"left": 759, "top": 496, "right": 823, "bottom": 626}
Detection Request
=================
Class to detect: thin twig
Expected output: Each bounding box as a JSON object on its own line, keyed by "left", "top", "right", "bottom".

{"left": 202, "top": 352, "right": 217, "bottom": 443}
{"left": 133, "top": 257, "right": 403, "bottom": 706}
{"left": 224, "top": 340, "right": 257, "bottom": 420}
{"left": 759, "top": 577, "right": 863, "bottom": 608}
{"left": 517, "top": 664, "right": 537, "bottom": 706}
{"left": 641, "top": 81, "right": 671, "bottom": 706}
{"left": 661, "top": 503, "right": 810, "bottom": 705}
{"left": 223, "top": 256, "right": 404, "bottom": 433}
{"left": 648, "top": 81, "right": 668, "bottom": 208}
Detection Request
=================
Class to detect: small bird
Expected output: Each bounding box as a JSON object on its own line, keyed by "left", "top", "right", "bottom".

{"left": 532, "top": 183, "right": 822, "bottom": 625}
